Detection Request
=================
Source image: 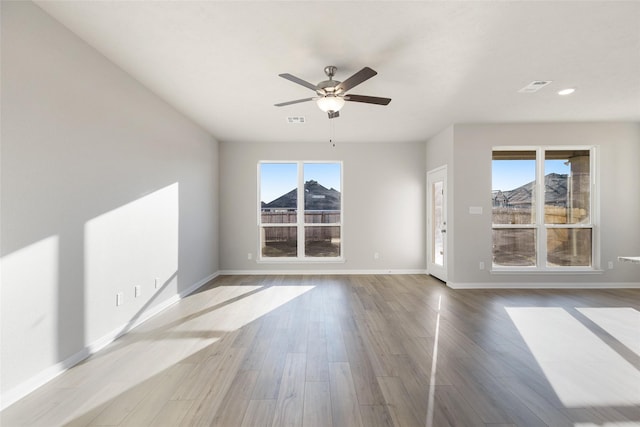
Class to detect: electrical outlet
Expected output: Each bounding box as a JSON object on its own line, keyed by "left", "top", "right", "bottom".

{"left": 248, "top": 252, "right": 253, "bottom": 260}
{"left": 608, "top": 261, "right": 614, "bottom": 270}
{"left": 374, "top": 252, "right": 380, "bottom": 260}
{"left": 116, "top": 292, "right": 123, "bottom": 306}
{"left": 479, "top": 261, "right": 485, "bottom": 270}
{"left": 134, "top": 285, "right": 141, "bottom": 297}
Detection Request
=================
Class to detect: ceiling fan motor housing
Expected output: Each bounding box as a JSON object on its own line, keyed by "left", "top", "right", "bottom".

{"left": 317, "top": 79, "right": 340, "bottom": 94}
{"left": 316, "top": 65, "right": 341, "bottom": 94}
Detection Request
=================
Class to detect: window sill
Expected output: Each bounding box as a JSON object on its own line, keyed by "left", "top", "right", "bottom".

{"left": 257, "top": 257, "right": 346, "bottom": 264}
{"left": 490, "top": 268, "right": 604, "bottom": 275}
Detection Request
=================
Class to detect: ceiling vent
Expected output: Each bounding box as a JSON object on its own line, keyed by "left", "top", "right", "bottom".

{"left": 518, "top": 80, "right": 552, "bottom": 93}
{"left": 287, "top": 116, "right": 306, "bottom": 124}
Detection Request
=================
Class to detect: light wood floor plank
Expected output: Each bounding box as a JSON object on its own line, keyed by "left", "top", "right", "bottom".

{"left": 359, "top": 404, "right": 397, "bottom": 427}
{"left": 147, "top": 400, "right": 194, "bottom": 427}
{"left": 430, "top": 384, "right": 485, "bottom": 427}
{"left": 377, "top": 375, "right": 423, "bottom": 427}
{"left": 271, "top": 353, "right": 306, "bottom": 427}
{"left": 251, "top": 334, "right": 289, "bottom": 400}
{"left": 302, "top": 381, "right": 332, "bottom": 427}
{"left": 2, "top": 274, "right": 639, "bottom": 427}
{"left": 210, "top": 370, "right": 258, "bottom": 427}
{"left": 240, "top": 400, "right": 277, "bottom": 427}
{"left": 178, "top": 346, "right": 247, "bottom": 426}
{"left": 328, "top": 362, "right": 364, "bottom": 427}
{"left": 120, "top": 363, "right": 195, "bottom": 427}
{"left": 305, "top": 321, "right": 329, "bottom": 382}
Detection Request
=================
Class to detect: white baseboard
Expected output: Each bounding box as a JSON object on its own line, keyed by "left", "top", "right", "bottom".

{"left": 218, "top": 269, "right": 428, "bottom": 276}
{"left": 0, "top": 271, "right": 219, "bottom": 411}
{"left": 447, "top": 281, "right": 640, "bottom": 289}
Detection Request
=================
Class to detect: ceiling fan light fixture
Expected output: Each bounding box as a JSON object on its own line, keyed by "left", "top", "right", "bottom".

{"left": 316, "top": 95, "right": 345, "bottom": 113}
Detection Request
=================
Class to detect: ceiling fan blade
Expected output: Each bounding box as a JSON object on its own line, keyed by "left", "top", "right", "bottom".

{"left": 279, "top": 73, "right": 324, "bottom": 94}
{"left": 274, "top": 97, "right": 315, "bottom": 107}
{"left": 328, "top": 111, "right": 340, "bottom": 119}
{"left": 345, "top": 94, "right": 391, "bottom": 105}
{"left": 335, "top": 67, "right": 377, "bottom": 93}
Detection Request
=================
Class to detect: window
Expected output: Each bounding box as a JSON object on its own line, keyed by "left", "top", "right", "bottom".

{"left": 492, "top": 147, "right": 596, "bottom": 270}
{"left": 259, "top": 161, "right": 342, "bottom": 260}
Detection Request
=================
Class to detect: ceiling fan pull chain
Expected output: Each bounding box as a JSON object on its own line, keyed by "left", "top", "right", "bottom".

{"left": 329, "top": 117, "right": 336, "bottom": 148}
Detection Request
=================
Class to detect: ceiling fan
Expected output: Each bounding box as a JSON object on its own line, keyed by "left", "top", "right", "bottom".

{"left": 275, "top": 65, "right": 391, "bottom": 119}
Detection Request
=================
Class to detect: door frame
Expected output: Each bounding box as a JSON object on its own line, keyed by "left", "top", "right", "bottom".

{"left": 427, "top": 165, "right": 448, "bottom": 282}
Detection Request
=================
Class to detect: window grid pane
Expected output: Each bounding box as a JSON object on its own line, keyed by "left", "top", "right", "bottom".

{"left": 492, "top": 151, "right": 536, "bottom": 225}
{"left": 546, "top": 228, "right": 592, "bottom": 267}
{"left": 304, "top": 163, "right": 341, "bottom": 224}
{"left": 261, "top": 226, "right": 297, "bottom": 257}
{"left": 492, "top": 228, "right": 537, "bottom": 267}
{"left": 260, "top": 163, "right": 297, "bottom": 224}
{"left": 305, "top": 226, "right": 341, "bottom": 257}
{"left": 544, "top": 150, "right": 590, "bottom": 225}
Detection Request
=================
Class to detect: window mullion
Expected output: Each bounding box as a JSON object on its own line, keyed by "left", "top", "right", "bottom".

{"left": 537, "top": 148, "right": 546, "bottom": 268}
{"left": 297, "top": 161, "right": 305, "bottom": 259}
{"left": 590, "top": 147, "right": 597, "bottom": 268}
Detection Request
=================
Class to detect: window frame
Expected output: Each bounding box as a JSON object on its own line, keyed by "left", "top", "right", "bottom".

{"left": 257, "top": 160, "right": 344, "bottom": 263}
{"left": 491, "top": 146, "right": 600, "bottom": 272}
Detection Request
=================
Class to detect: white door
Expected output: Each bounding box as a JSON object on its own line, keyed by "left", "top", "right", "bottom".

{"left": 427, "top": 166, "right": 447, "bottom": 282}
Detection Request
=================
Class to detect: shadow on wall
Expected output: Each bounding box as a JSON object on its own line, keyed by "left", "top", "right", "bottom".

{"left": 1, "top": 182, "right": 184, "bottom": 402}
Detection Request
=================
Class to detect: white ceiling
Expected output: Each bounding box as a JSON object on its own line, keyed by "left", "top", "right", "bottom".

{"left": 35, "top": 1, "right": 640, "bottom": 144}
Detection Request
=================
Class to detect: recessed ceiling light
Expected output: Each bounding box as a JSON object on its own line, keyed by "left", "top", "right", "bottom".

{"left": 558, "top": 88, "right": 576, "bottom": 96}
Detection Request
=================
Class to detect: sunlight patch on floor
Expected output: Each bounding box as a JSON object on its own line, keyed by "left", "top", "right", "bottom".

{"left": 175, "top": 285, "right": 315, "bottom": 332}
{"left": 576, "top": 307, "right": 640, "bottom": 356}
{"left": 425, "top": 295, "right": 442, "bottom": 427}
{"left": 47, "top": 284, "right": 314, "bottom": 425}
{"left": 506, "top": 307, "right": 640, "bottom": 407}
{"left": 200, "top": 284, "right": 264, "bottom": 305}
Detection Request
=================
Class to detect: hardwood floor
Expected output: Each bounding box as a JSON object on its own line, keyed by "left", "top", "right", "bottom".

{"left": 2, "top": 275, "right": 639, "bottom": 426}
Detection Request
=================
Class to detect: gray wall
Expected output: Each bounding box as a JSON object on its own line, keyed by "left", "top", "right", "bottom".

{"left": 219, "top": 141, "right": 426, "bottom": 272}
{"left": 437, "top": 122, "right": 640, "bottom": 286}
{"left": 1, "top": 1, "right": 219, "bottom": 401}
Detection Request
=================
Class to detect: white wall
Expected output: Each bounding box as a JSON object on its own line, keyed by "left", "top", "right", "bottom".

{"left": 219, "top": 141, "right": 426, "bottom": 272}
{"left": 425, "top": 126, "right": 455, "bottom": 280}
{"left": 442, "top": 122, "right": 640, "bottom": 287}
{"left": 1, "top": 1, "right": 219, "bottom": 405}
{"left": 425, "top": 125, "right": 454, "bottom": 173}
